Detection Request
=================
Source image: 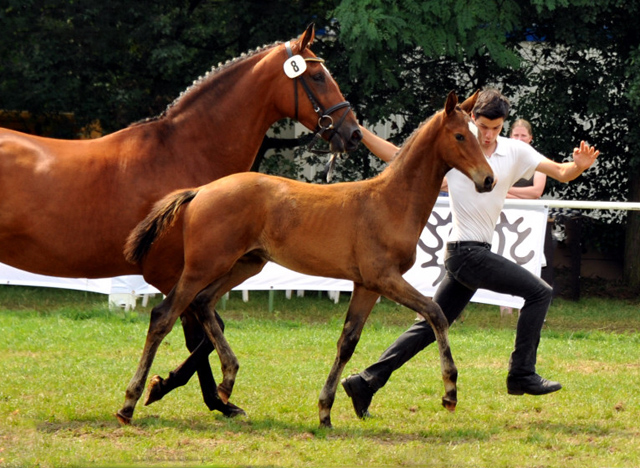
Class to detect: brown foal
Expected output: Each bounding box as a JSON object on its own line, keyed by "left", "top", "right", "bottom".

{"left": 121, "top": 91, "right": 495, "bottom": 427}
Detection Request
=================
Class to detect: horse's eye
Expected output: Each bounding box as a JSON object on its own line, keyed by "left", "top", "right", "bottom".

{"left": 455, "top": 134, "right": 465, "bottom": 141}
{"left": 312, "top": 73, "right": 325, "bottom": 83}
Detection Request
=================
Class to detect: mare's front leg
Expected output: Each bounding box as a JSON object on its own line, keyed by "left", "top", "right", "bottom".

{"left": 191, "top": 288, "right": 239, "bottom": 404}
{"left": 377, "top": 274, "right": 458, "bottom": 412}
{"left": 318, "top": 285, "right": 380, "bottom": 428}
{"left": 116, "top": 290, "right": 184, "bottom": 425}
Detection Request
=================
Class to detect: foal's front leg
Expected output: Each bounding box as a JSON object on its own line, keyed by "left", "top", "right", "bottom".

{"left": 378, "top": 275, "right": 458, "bottom": 411}
{"left": 318, "top": 285, "right": 380, "bottom": 428}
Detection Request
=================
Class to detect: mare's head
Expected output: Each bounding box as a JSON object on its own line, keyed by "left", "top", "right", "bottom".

{"left": 438, "top": 91, "right": 495, "bottom": 193}
{"left": 271, "top": 24, "right": 362, "bottom": 153}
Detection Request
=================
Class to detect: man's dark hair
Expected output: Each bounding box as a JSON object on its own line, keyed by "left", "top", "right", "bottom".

{"left": 472, "top": 88, "right": 510, "bottom": 120}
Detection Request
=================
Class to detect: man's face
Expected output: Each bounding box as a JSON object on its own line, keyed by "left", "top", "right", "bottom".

{"left": 472, "top": 115, "right": 505, "bottom": 149}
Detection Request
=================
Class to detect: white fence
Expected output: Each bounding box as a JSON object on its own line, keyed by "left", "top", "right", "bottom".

{"left": 3, "top": 198, "right": 639, "bottom": 310}
{"left": 1, "top": 198, "right": 559, "bottom": 310}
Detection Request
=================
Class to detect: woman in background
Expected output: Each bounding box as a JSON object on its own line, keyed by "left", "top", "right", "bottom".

{"left": 507, "top": 119, "right": 547, "bottom": 199}
{"left": 501, "top": 119, "right": 547, "bottom": 315}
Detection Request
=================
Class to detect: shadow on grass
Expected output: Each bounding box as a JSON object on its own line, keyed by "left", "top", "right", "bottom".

{"left": 35, "top": 413, "right": 492, "bottom": 444}
{"left": 35, "top": 411, "right": 619, "bottom": 445}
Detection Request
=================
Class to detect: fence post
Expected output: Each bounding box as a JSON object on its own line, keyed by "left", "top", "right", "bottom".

{"left": 564, "top": 213, "right": 582, "bottom": 301}
{"left": 268, "top": 289, "right": 275, "bottom": 312}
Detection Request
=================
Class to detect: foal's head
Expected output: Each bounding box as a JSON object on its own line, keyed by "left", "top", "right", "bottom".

{"left": 270, "top": 24, "right": 362, "bottom": 153}
{"left": 439, "top": 91, "right": 495, "bottom": 193}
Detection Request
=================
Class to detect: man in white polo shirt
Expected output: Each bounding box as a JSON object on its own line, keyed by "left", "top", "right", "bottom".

{"left": 342, "top": 88, "right": 600, "bottom": 419}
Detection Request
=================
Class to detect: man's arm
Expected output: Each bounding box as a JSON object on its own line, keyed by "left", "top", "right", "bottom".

{"left": 362, "top": 125, "right": 449, "bottom": 190}
{"left": 360, "top": 126, "right": 400, "bottom": 162}
{"left": 536, "top": 141, "right": 600, "bottom": 183}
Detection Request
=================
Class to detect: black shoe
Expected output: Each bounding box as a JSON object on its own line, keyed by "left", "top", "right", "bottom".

{"left": 507, "top": 373, "right": 562, "bottom": 396}
{"left": 341, "top": 374, "right": 374, "bottom": 419}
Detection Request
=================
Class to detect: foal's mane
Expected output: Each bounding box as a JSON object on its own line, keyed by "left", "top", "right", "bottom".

{"left": 389, "top": 111, "right": 439, "bottom": 163}
{"left": 130, "top": 42, "right": 281, "bottom": 127}
{"left": 390, "top": 101, "right": 468, "bottom": 164}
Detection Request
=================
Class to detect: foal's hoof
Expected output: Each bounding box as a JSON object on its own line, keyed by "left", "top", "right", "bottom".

{"left": 319, "top": 417, "right": 333, "bottom": 428}
{"left": 144, "top": 375, "right": 165, "bottom": 406}
{"left": 217, "top": 384, "right": 231, "bottom": 404}
{"left": 115, "top": 410, "right": 132, "bottom": 426}
{"left": 441, "top": 396, "right": 457, "bottom": 412}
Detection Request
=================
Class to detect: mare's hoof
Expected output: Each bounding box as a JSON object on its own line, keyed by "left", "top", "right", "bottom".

{"left": 144, "top": 375, "right": 165, "bottom": 406}
{"left": 222, "top": 401, "right": 247, "bottom": 418}
{"left": 441, "top": 397, "right": 457, "bottom": 412}
{"left": 115, "top": 411, "right": 132, "bottom": 425}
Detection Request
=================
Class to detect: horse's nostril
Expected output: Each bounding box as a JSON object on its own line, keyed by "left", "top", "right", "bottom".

{"left": 484, "top": 176, "right": 494, "bottom": 190}
{"left": 353, "top": 128, "right": 363, "bottom": 142}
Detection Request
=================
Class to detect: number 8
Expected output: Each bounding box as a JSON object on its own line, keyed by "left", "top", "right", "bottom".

{"left": 284, "top": 55, "right": 307, "bottom": 78}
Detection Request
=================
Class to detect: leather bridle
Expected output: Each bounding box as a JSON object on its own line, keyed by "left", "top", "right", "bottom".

{"left": 284, "top": 41, "right": 351, "bottom": 158}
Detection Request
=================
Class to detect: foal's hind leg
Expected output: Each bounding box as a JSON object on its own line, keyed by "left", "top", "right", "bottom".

{"left": 117, "top": 289, "right": 187, "bottom": 424}
{"left": 145, "top": 253, "right": 266, "bottom": 418}
{"left": 318, "top": 284, "right": 380, "bottom": 428}
{"left": 117, "top": 273, "right": 220, "bottom": 424}
{"left": 181, "top": 311, "right": 223, "bottom": 409}
{"left": 144, "top": 311, "right": 214, "bottom": 406}
{"left": 144, "top": 309, "right": 244, "bottom": 417}
{"left": 187, "top": 255, "right": 268, "bottom": 404}
{"left": 190, "top": 289, "right": 238, "bottom": 403}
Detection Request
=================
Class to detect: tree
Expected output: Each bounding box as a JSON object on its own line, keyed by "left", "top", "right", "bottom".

{"left": 2, "top": 0, "right": 640, "bottom": 290}
{"left": 0, "top": 0, "right": 337, "bottom": 133}
{"left": 0, "top": 0, "right": 341, "bottom": 175}
{"left": 330, "top": 0, "right": 640, "bottom": 291}
{"left": 500, "top": 1, "right": 640, "bottom": 291}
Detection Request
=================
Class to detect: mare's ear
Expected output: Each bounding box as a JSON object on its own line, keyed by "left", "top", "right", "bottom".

{"left": 459, "top": 90, "right": 480, "bottom": 114}
{"left": 298, "top": 23, "right": 315, "bottom": 51}
{"left": 445, "top": 90, "right": 458, "bottom": 116}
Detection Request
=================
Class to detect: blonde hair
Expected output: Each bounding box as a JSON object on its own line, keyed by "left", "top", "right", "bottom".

{"left": 510, "top": 118, "right": 533, "bottom": 138}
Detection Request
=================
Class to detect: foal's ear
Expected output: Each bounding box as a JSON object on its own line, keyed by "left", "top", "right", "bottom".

{"left": 299, "top": 23, "right": 315, "bottom": 51}
{"left": 459, "top": 90, "right": 480, "bottom": 114}
{"left": 445, "top": 90, "right": 458, "bottom": 116}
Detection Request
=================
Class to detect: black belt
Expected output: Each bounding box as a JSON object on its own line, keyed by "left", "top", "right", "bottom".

{"left": 447, "top": 241, "right": 491, "bottom": 251}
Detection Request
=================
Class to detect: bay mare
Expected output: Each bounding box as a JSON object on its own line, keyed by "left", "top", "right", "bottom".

{"left": 0, "top": 25, "right": 361, "bottom": 418}
{"left": 120, "top": 91, "right": 495, "bottom": 427}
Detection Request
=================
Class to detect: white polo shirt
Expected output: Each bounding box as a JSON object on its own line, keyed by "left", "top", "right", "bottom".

{"left": 447, "top": 136, "right": 546, "bottom": 244}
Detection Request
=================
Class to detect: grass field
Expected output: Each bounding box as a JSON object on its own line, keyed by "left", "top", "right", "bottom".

{"left": 1, "top": 285, "right": 639, "bottom": 467}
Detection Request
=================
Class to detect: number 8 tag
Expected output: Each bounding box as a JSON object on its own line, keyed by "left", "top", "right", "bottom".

{"left": 284, "top": 55, "right": 307, "bottom": 79}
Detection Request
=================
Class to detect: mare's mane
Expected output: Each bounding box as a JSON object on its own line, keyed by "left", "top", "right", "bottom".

{"left": 130, "top": 42, "right": 281, "bottom": 127}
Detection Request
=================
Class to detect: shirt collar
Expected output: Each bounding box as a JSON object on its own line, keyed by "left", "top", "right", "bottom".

{"left": 491, "top": 136, "right": 509, "bottom": 157}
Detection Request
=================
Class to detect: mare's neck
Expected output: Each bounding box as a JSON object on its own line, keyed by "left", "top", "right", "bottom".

{"left": 161, "top": 48, "right": 282, "bottom": 175}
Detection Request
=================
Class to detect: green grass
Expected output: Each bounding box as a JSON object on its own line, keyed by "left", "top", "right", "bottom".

{"left": 1, "top": 286, "right": 639, "bottom": 467}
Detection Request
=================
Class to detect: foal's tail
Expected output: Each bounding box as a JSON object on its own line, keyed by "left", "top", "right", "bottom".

{"left": 124, "top": 188, "right": 200, "bottom": 264}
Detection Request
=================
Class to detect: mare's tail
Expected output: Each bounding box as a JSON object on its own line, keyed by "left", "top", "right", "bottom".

{"left": 124, "top": 189, "right": 200, "bottom": 264}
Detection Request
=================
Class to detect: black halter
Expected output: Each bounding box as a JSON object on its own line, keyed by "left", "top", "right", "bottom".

{"left": 284, "top": 42, "right": 351, "bottom": 158}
